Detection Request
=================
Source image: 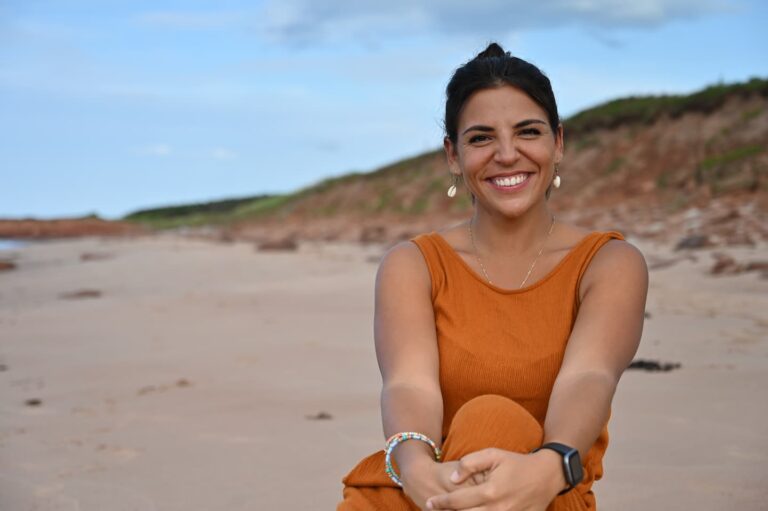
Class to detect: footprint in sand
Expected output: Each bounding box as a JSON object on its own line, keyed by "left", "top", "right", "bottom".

{"left": 305, "top": 411, "right": 333, "bottom": 420}
{"left": 79, "top": 252, "right": 114, "bottom": 262}
{"left": 59, "top": 289, "right": 102, "bottom": 300}
{"left": 137, "top": 378, "right": 193, "bottom": 396}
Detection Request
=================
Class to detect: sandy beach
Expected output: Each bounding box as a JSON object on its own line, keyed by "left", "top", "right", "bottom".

{"left": 1, "top": 234, "right": 767, "bottom": 510}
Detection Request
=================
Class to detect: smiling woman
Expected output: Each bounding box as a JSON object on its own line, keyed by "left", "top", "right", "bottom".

{"left": 446, "top": 86, "right": 563, "bottom": 218}
{"left": 336, "top": 42, "right": 648, "bottom": 511}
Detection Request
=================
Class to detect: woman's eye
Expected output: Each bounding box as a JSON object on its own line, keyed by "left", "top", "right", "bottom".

{"left": 518, "top": 128, "right": 542, "bottom": 138}
{"left": 468, "top": 134, "right": 491, "bottom": 143}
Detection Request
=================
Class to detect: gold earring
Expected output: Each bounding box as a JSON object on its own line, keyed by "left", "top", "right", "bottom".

{"left": 447, "top": 175, "right": 459, "bottom": 198}
{"left": 553, "top": 165, "right": 561, "bottom": 189}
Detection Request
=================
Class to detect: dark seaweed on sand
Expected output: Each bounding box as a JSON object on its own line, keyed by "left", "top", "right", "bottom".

{"left": 627, "top": 359, "right": 682, "bottom": 372}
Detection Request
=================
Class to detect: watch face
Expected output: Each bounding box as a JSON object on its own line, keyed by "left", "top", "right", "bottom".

{"left": 564, "top": 451, "right": 584, "bottom": 486}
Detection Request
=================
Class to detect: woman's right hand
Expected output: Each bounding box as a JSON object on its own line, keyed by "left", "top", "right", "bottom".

{"left": 401, "top": 457, "right": 457, "bottom": 510}
{"left": 401, "top": 458, "right": 483, "bottom": 510}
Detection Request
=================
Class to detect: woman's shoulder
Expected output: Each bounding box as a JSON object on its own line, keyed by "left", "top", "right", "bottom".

{"left": 380, "top": 239, "right": 424, "bottom": 264}
{"left": 555, "top": 222, "right": 645, "bottom": 277}
{"left": 586, "top": 235, "right": 647, "bottom": 273}
{"left": 578, "top": 231, "right": 648, "bottom": 296}
{"left": 552, "top": 223, "right": 636, "bottom": 258}
{"left": 377, "top": 239, "right": 431, "bottom": 278}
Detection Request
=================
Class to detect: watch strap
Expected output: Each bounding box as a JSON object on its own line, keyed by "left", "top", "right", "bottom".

{"left": 532, "top": 442, "right": 583, "bottom": 495}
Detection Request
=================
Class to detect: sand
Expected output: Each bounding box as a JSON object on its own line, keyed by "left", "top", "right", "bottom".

{"left": 1, "top": 234, "right": 767, "bottom": 510}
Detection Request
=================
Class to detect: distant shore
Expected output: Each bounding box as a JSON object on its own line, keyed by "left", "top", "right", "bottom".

{"left": 0, "top": 218, "right": 145, "bottom": 239}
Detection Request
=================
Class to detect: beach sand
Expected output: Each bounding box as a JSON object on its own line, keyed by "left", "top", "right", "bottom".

{"left": 1, "top": 234, "right": 766, "bottom": 510}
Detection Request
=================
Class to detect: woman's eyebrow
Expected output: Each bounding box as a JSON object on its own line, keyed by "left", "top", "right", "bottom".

{"left": 461, "top": 124, "right": 494, "bottom": 135}
{"left": 514, "top": 119, "right": 547, "bottom": 128}
{"left": 461, "top": 119, "right": 547, "bottom": 135}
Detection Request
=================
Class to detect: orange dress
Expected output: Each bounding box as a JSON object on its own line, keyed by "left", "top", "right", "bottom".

{"left": 338, "top": 230, "right": 625, "bottom": 510}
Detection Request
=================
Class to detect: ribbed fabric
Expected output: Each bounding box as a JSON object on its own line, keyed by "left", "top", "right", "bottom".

{"left": 338, "top": 230, "right": 625, "bottom": 510}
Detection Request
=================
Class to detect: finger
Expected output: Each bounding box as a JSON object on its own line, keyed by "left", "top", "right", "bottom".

{"left": 426, "top": 485, "right": 490, "bottom": 510}
{"left": 471, "top": 470, "right": 489, "bottom": 485}
{"left": 450, "top": 449, "right": 499, "bottom": 485}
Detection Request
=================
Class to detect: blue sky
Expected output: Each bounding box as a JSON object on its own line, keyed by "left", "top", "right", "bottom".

{"left": 1, "top": 0, "right": 766, "bottom": 219}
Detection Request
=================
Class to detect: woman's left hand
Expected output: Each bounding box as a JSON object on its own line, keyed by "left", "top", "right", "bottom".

{"left": 425, "top": 448, "right": 565, "bottom": 511}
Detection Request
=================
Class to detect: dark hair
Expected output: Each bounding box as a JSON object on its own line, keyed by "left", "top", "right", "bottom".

{"left": 444, "top": 42, "right": 560, "bottom": 145}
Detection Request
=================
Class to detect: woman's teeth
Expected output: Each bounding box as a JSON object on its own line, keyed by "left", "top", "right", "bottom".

{"left": 491, "top": 174, "right": 528, "bottom": 187}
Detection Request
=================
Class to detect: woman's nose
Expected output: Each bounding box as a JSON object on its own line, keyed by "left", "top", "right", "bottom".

{"left": 494, "top": 137, "right": 519, "bottom": 165}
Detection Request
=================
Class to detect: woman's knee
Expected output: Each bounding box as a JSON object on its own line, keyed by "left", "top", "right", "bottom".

{"left": 449, "top": 394, "right": 543, "bottom": 448}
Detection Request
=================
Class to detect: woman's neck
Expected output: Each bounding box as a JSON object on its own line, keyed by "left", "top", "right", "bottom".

{"left": 470, "top": 202, "right": 555, "bottom": 257}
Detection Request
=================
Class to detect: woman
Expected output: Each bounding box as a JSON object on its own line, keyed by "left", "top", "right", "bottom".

{"left": 337, "top": 43, "right": 648, "bottom": 511}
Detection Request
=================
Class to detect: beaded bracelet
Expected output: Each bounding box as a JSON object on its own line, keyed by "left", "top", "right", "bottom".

{"left": 384, "top": 432, "right": 443, "bottom": 487}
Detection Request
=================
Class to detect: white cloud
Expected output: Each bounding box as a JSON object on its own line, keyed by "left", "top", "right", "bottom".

{"left": 260, "top": 0, "right": 740, "bottom": 44}
{"left": 132, "top": 1, "right": 741, "bottom": 46}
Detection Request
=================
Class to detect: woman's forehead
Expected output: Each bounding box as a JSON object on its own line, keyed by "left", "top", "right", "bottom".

{"left": 460, "top": 86, "right": 548, "bottom": 126}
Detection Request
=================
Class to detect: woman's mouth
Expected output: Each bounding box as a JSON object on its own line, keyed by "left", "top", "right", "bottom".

{"left": 486, "top": 173, "right": 532, "bottom": 191}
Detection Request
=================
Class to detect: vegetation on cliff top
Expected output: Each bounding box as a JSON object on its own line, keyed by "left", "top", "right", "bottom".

{"left": 566, "top": 77, "right": 768, "bottom": 134}
{"left": 124, "top": 195, "right": 277, "bottom": 229}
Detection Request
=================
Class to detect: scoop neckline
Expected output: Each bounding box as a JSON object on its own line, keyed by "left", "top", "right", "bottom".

{"left": 429, "top": 230, "right": 601, "bottom": 294}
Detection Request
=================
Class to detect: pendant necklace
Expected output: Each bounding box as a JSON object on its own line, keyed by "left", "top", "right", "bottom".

{"left": 468, "top": 215, "right": 556, "bottom": 289}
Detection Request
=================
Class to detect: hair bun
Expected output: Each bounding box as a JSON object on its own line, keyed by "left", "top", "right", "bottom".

{"left": 475, "top": 42, "right": 508, "bottom": 60}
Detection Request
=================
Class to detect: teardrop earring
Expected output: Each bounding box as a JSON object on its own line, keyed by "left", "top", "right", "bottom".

{"left": 553, "top": 165, "right": 561, "bottom": 189}
{"left": 447, "top": 175, "right": 459, "bottom": 198}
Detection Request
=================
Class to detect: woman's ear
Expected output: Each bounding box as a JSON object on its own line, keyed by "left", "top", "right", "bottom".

{"left": 443, "top": 137, "right": 461, "bottom": 176}
{"left": 555, "top": 124, "right": 564, "bottom": 163}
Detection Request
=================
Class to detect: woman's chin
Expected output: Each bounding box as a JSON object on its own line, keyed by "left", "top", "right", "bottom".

{"left": 480, "top": 202, "right": 534, "bottom": 220}
{"left": 477, "top": 192, "right": 544, "bottom": 219}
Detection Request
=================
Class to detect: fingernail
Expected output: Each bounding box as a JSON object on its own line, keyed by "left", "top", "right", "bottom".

{"left": 450, "top": 470, "right": 460, "bottom": 482}
{"left": 426, "top": 499, "right": 434, "bottom": 509}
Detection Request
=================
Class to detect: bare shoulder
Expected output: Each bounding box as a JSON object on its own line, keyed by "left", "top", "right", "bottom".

{"left": 377, "top": 240, "right": 431, "bottom": 290}
{"left": 380, "top": 240, "right": 428, "bottom": 271}
{"left": 592, "top": 238, "right": 647, "bottom": 271}
{"left": 581, "top": 237, "right": 649, "bottom": 296}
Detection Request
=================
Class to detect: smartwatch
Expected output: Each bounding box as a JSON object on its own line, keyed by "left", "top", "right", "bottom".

{"left": 532, "top": 442, "right": 584, "bottom": 495}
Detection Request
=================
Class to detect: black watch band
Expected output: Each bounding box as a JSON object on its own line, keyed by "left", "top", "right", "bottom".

{"left": 532, "top": 442, "right": 584, "bottom": 495}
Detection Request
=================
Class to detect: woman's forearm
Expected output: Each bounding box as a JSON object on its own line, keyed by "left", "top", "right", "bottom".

{"left": 542, "top": 370, "right": 618, "bottom": 458}
{"left": 381, "top": 382, "right": 444, "bottom": 473}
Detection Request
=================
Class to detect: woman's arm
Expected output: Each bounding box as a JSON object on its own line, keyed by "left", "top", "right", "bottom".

{"left": 539, "top": 239, "right": 649, "bottom": 489}
{"left": 375, "top": 242, "right": 466, "bottom": 506}
{"left": 426, "top": 239, "right": 649, "bottom": 510}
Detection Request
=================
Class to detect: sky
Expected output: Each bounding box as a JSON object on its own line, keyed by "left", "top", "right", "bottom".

{"left": 1, "top": 0, "right": 766, "bottom": 219}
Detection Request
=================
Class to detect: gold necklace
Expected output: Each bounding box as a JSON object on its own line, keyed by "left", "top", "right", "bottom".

{"left": 468, "top": 216, "right": 556, "bottom": 289}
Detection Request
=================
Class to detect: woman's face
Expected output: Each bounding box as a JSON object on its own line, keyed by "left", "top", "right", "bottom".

{"left": 445, "top": 85, "right": 563, "bottom": 219}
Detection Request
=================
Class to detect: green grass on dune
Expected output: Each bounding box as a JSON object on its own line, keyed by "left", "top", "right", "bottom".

{"left": 123, "top": 195, "right": 282, "bottom": 229}
{"left": 125, "top": 196, "right": 269, "bottom": 220}
{"left": 566, "top": 77, "right": 768, "bottom": 134}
